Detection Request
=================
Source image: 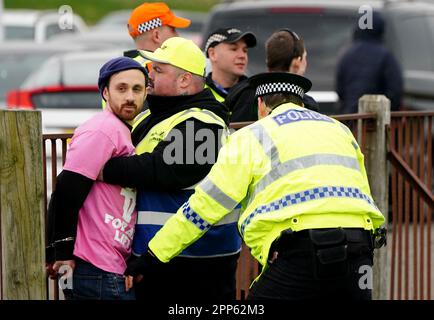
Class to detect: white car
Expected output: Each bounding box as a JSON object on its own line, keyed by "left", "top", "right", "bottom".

{"left": 0, "top": 9, "right": 87, "bottom": 43}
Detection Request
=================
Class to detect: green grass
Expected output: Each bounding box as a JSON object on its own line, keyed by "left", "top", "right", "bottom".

{"left": 4, "top": 0, "right": 220, "bottom": 25}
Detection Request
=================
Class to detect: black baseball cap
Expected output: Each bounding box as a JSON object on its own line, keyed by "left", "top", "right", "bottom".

{"left": 204, "top": 27, "right": 257, "bottom": 57}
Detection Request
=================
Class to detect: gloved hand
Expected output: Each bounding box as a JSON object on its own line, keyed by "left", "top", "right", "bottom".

{"left": 124, "top": 249, "right": 163, "bottom": 277}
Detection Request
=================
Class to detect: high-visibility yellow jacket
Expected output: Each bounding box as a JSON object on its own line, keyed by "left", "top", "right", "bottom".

{"left": 132, "top": 107, "right": 242, "bottom": 257}
{"left": 205, "top": 84, "right": 225, "bottom": 103}
{"left": 149, "top": 102, "right": 385, "bottom": 266}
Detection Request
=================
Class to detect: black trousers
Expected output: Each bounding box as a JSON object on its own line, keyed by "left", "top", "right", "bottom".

{"left": 248, "top": 228, "right": 373, "bottom": 300}
{"left": 135, "top": 253, "right": 239, "bottom": 301}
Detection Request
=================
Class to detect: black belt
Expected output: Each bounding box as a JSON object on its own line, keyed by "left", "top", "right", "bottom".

{"left": 272, "top": 228, "right": 373, "bottom": 255}
{"left": 270, "top": 228, "right": 374, "bottom": 279}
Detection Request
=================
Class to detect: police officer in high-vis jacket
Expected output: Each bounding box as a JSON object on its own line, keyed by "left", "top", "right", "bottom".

{"left": 125, "top": 72, "right": 386, "bottom": 300}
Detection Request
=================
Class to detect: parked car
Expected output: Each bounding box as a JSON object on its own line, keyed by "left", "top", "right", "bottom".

{"left": 6, "top": 50, "right": 124, "bottom": 133}
{"left": 0, "top": 9, "right": 88, "bottom": 43}
{"left": 202, "top": 0, "right": 434, "bottom": 114}
{"left": 0, "top": 41, "right": 91, "bottom": 107}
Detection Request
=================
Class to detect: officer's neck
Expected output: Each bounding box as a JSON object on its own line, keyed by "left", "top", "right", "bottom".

{"left": 211, "top": 69, "right": 240, "bottom": 90}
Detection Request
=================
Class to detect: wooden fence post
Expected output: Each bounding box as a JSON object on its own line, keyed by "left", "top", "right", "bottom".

{"left": 0, "top": 110, "right": 46, "bottom": 300}
{"left": 358, "top": 95, "right": 390, "bottom": 300}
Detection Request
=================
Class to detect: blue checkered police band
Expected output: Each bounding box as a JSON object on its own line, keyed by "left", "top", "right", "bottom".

{"left": 182, "top": 202, "right": 211, "bottom": 231}
{"left": 240, "top": 186, "right": 378, "bottom": 236}
{"left": 273, "top": 109, "right": 334, "bottom": 126}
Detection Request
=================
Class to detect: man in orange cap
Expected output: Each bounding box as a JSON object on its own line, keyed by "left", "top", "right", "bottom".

{"left": 101, "top": 3, "right": 191, "bottom": 109}
{"left": 124, "top": 2, "right": 191, "bottom": 57}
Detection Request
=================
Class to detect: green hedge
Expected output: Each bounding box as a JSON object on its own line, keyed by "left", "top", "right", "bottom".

{"left": 4, "top": 0, "right": 220, "bottom": 25}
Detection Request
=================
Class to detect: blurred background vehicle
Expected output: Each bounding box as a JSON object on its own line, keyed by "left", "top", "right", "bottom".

{"left": 6, "top": 49, "right": 124, "bottom": 133}
{"left": 0, "top": 41, "right": 91, "bottom": 107}
{"left": 0, "top": 9, "right": 87, "bottom": 42}
{"left": 48, "top": 29, "right": 134, "bottom": 49}
{"left": 385, "top": 1, "right": 434, "bottom": 111}
{"left": 202, "top": 0, "right": 434, "bottom": 114}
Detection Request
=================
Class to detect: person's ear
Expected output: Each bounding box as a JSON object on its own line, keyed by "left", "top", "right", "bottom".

{"left": 102, "top": 86, "right": 109, "bottom": 102}
{"left": 257, "top": 97, "right": 269, "bottom": 119}
{"left": 290, "top": 56, "right": 302, "bottom": 73}
{"left": 178, "top": 72, "right": 192, "bottom": 91}
{"left": 150, "top": 28, "right": 161, "bottom": 44}
{"left": 208, "top": 47, "right": 216, "bottom": 62}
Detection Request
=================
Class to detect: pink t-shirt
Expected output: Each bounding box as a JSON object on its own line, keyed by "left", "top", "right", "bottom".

{"left": 63, "top": 109, "right": 137, "bottom": 275}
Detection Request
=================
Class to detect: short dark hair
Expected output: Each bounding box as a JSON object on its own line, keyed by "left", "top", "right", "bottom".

{"left": 266, "top": 30, "right": 305, "bottom": 72}
{"left": 262, "top": 93, "right": 303, "bottom": 110}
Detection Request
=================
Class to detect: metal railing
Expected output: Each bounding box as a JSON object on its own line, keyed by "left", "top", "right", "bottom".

{"left": 42, "top": 113, "right": 374, "bottom": 300}
{"left": 388, "top": 111, "right": 434, "bottom": 300}
{"left": 42, "top": 111, "right": 434, "bottom": 300}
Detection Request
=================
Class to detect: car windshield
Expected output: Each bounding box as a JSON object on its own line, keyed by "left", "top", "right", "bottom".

{"left": 207, "top": 9, "right": 357, "bottom": 91}
{"left": 4, "top": 25, "right": 35, "bottom": 40}
{"left": 0, "top": 51, "right": 55, "bottom": 102}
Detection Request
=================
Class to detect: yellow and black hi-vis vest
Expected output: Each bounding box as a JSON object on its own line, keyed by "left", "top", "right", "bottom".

{"left": 131, "top": 107, "right": 242, "bottom": 257}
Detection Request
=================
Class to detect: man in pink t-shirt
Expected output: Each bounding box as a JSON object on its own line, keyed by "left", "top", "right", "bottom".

{"left": 46, "top": 57, "right": 148, "bottom": 300}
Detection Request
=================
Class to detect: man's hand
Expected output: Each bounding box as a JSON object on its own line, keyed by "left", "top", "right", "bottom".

{"left": 47, "top": 260, "right": 75, "bottom": 280}
{"left": 124, "top": 253, "right": 150, "bottom": 277}
{"left": 123, "top": 250, "right": 163, "bottom": 290}
{"left": 46, "top": 263, "right": 58, "bottom": 280}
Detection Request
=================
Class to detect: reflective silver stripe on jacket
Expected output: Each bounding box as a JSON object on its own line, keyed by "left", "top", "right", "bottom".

{"left": 247, "top": 154, "right": 361, "bottom": 205}
{"left": 338, "top": 123, "right": 359, "bottom": 150}
{"left": 248, "top": 124, "right": 362, "bottom": 205}
{"left": 137, "top": 208, "right": 240, "bottom": 226}
{"left": 181, "top": 109, "right": 226, "bottom": 127}
{"left": 339, "top": 122, "right": 352, "bottom": 135}
{"left": 250, "top": 123, "right": 280, "bottom": 168}
{"left": 199, "top": 177, "right": 239, "bottom": 211}
{"left": 352, "top": 141, "right": 359, "bottom": 150}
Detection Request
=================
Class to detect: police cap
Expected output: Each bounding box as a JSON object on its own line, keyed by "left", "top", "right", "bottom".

{"left": 249, "top": 72, "right": 312, "bottom": 99}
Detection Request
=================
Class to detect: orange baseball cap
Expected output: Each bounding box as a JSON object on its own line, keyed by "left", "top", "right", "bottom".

{"left": 127, "top": 3, "right": 191, "bottom": 37}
